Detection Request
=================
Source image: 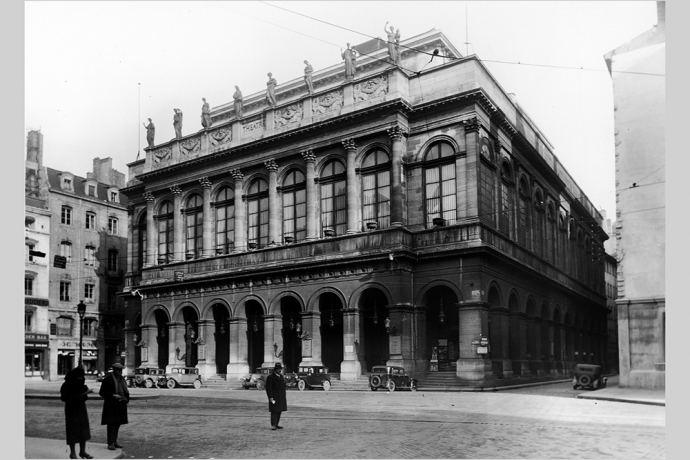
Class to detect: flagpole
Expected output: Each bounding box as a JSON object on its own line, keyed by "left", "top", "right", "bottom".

{"left": 137, "top": 83, "right": 141, "bottom": 160}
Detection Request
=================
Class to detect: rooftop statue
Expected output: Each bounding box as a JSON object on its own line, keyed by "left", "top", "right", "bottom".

{"left": 266, "top": 72, "right": 277, "bottom": 107}
{"left": 304, "top": 60, "right": 314, "bottom": 94}
{"left": 341, "top": 43, "right": 357, "bottom": 80}
{"left": 384, "top": 22, "right": 401, "bottom": 64}
{"left": 201, "top": 98, "right": 212, "bottom": 129}
{"left": 173, "top": 108, "right": 183, "bottom": 139}
{"left": 233, "top": 85, "right": 244, "bottom": 118}
{"left": 143, "top": 118, "right": 155, "bottom": 149}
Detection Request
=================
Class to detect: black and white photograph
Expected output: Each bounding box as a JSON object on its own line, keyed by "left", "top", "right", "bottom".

{"left": 15, "top": 1, "right": 673, "bottom": 458}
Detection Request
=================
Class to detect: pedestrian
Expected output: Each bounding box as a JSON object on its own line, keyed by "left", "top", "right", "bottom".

{"left": 265, "top": 362, "right": 287, "bottom": 430}
{"left": 99, "top": 362, "right": 130, "bottom": 451}
{"left": 60, "top": 367, "right": 94, "bottom": 459}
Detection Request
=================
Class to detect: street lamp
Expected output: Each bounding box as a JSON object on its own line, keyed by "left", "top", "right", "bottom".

{"left": 76, "top": 300, "right": 86, "bottom": 368}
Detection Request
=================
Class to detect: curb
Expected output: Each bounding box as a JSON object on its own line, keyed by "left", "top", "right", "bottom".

{"left": 25, "top": 393, "right": 161, "bottom": 400}
{"left": 576, "top": 394, "right": 665, "bottom": 407}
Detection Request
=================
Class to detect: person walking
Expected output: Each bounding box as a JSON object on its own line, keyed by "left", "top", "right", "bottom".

{"left": 99, "top": 363, "right": 130, "bottom": 450}
{"left": 60, "top": 367, "right": 93, "bottom": 459}
{"left": 265, "top": 362, "right": 287, "bottom": 430}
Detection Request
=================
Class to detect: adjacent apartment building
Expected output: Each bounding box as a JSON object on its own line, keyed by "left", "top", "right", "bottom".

{"left": 604, "top": 2, "right": 665, "bottom": 389}
{"left": 25, "top": 130, "right": 129, "bottom": 380}
{"left": 120, "top": 29, "right": 611, "bottom": 387}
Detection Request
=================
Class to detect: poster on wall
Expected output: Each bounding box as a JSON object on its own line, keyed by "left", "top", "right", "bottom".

{"left": 390, "top": 335, "right": 402, "bottom": 355}
{"left": 141, "top": 347, "right": 148, "bottom": 362}
{"left": 301, "top": 339, "right": 312, "bottom": 358}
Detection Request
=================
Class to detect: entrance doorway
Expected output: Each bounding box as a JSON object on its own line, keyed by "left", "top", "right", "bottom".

{"left": 319, "top": 293, "right": 343, "bottom": 373}
{"left": 361, "top": 288, "right": 389, "bottom": 371}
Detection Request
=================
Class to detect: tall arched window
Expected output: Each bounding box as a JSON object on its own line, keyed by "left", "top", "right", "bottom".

{"left": 282, "top": 169, "right": 306, "bottom": 242}
{"left": 534, "top": 189, "right": 545, "bottom": 258}
{"left": 424, "top": 141, "right": 456, "bottom": 227}
{"left": 247, "top": 178, "right": 269, "bottom": 247}
{"left": 320, "top": 160, "right": 347, "bottom": 236}
{"left": 185, "top": 194, "right": 203, "bottom": 259}
{"left": 215, "top": 187, "right": 235, "bottom": 254}
{"left": 157, "top": 201, "right": 173, "bottom": 263}
{"left": 547, "top": 203, "right": 556, "bottom": 264}
{"left": 136, "top": 212, "right": 146, "bottom": 270}
{"left": 361, "top": 148, "right": 391, "bottom": 229}
{"left": 479, "top": 140, "right": 497, "bottom": 228}
{"left": 518, "top": 177, "right": 531, "bottom": 249}
{"left": 499, "top": 161, "right": 514, "bottom": 236}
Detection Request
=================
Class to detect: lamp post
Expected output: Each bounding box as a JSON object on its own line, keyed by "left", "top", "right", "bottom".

{"left": 76, "top": 300, "right": 86, "bottom": 368}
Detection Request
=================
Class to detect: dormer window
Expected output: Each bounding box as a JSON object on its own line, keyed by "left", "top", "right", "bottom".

{"left": 109, "top": 190, "right": 119, "bottom": 202}
{"left": 88, "top": 184, "right": 96, "bottom": 197}
{"left": 63, "top": 178, "right": 72, "bottom": 188}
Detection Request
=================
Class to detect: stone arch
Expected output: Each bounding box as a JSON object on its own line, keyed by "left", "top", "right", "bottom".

{"left": 487, "top": 282, "right": 502, "bottom": 307}
{"left": 155, "top": 196, "right": 174, "bottom": 214}
{"left": 233, "top": 294, "right": 268, "bottom": 318}
{"left": 268, "top": 291, "right": 307, "bottom": 315}
{"left": 182, "top": 188, "right": 204, "bottom": 206}
{"left": 134, "top": 206, "right": 147, "bottom": 225}
{"left": 348, "top": 282, "right": 393, "bottom": 312}
{"left": 211, "top": 181, "right": 235, "bottom": 201}
{"left": 277, "top": 163, "right": 307, "bottom": 185}
{"left": 242, "top": 173, "right": 270, "bottom": 196}
{"left": 356, "top": 142, "right": 391, "bottom": 169}
{"left": 316, "top": 154, "right": 346, "bottom": 178}
{"left": 200, "top": 297, "right": 233, "bottom": 321}
{"left": 171, "top": 301, "right": 201, "bottom": 323}
{"left": 306, "top": 287, "right": 349, "bottom": 313}
{"left": 143, "top": 303, "right": 172, "bottom": 325}
{"left": 507, "top": 289, "right": 521, "bottom": 312}
{"left": 413, "top": 134, "right": 462, "bottom": 163}
{"left": 415, "top": 279, "right": 463, "bottom": 306}
{"left": 501, "top": 157, "right": 514, "bottom": 183}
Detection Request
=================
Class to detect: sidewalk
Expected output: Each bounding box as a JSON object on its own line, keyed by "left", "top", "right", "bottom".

{"left": 576, "top": 384, "right": 666, "bottom": 406}
{"left": 25, "top": 437, "right": 123, "bottom": 459}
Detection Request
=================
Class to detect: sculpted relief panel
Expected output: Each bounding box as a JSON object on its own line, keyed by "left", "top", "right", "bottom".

{"left": 210, "top": 127, "right": 232, "bottom": 148}
{"left": 180, "top": 136, "right": 201, "bottom": 157}
{"left": 312, "top": 90, "right": 343, "bottom": 116}
{"left": 152, "top": 146, "right": 172, "bottom": 165}
{"left": 354, "top": 74, "right": 388, "bottom": 103}
{"left": 275, "top": 104, "right": 303, "bottom": 128}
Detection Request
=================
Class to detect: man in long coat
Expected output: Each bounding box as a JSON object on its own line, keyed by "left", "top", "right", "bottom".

{"left": 265, "top": 362, "right": 287, "bottom": 430}
{"left": 99, "top": 363, "right": 130, "bottom": 450}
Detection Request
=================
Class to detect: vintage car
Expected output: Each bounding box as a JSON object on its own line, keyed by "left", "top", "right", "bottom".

{"left": 130, "top": 368, "right": 167, "bottom": 388}
{"left": 572, "top": 364, "right": 607, "bottom": 390}
{"left": 295, "top": 365, "right": 331, "bottom": 391}
{"left": 241, "top": 367, "right": 274, "bottom": 390}
{"left": 164, "top": 367, "right": 202, "bottom": 389}
{"left": 369, "top": 366, "right": 418, "bottom": 391}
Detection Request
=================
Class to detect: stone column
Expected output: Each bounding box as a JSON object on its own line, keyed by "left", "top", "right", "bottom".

{"left": 343, "top": 138, "right": 359, "bottom": 234}
{"left": 227, "top": 317, "right": 249, "bottom": 379}
{"left": 125, "top": 204, "right": 135, "bottom": 274}
{"left": 200, "top": 177, "right": 214, "bottom": 257}
{"left": 124, "top": 327, "right": 136, "bottom": 376}
{"left": 413, "top": 306, "right": 428, "bottom": 375}
{"left": 299, "top": 312, "right": 322, "bottom": 366}
{"left": 457, "top": 301, "right": 492, "bottom": 382}
{"left": 142, "top": 324, "right": 158, "bottom": 368}
{"left": 144, "top": 192, "right": 156, "bottom": 267}
{"left": 265, "top": 160, "right": 280, "bottom": 246}
{"left": 387, "top": 124, "right": 407, "bottom": 227}
{"left": 170, "top": 185, "right": 184, "bottom": 263}
{"left": 546, "top": 320, "right": 557, "bottom": 376}
{"left": 262, "top": 315, "right": 283, "bottom": 367}
{"left": 302, "top": 149, "right": 317, "bottom": 240}
{"left": 511, "top": 312, "right": 530, "bottom": 377}
{"left": 196, "top": 319, "right": 216, "bottom": 377}
{"left": 340, "top": 308, "right": 365, "bottom": 380}
{"left": 386, "top": 305, "right": 415, "bottom": 371}
{"left": 166, "top": 322, "right": 185, "bottom": 373}
{"left": 231, "top": 169, "right": 246, "bottom": 252}
{"left": 489, "top": 306, "right": 513, "bottom": 379}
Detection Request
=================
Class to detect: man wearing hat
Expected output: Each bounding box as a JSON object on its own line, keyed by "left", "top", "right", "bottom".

{"left": 265, "top": 362, "right": 287, "bottom": 430}
{"left": 99, "top": 363, "right": 130, "bottom": 450}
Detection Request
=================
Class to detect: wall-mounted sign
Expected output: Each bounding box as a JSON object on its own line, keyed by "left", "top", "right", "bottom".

{"left": 174, "top": 271, "right": 184, "bottom": 282}
{"left": 389, "top": 335, "right": 402, "bottom": 355}
{"left": 141, "top": 347, "right": 148, "bottom": 362}
{"left": 198, "top": 345, "right": 206, "bottom": 360}
{"left": 344, "top": 345, "right": 354, "bottom": 353}
{"left": 477, "top": 346, "right": 488, "bottom": 354}
{"left": 53, "top": 255, "right": 67, "bottom": 268}
{"left": 301, "top": 339, "right": 312, "bottom": 358}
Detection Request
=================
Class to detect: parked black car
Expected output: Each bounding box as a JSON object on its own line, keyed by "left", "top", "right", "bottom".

{"left": 295, "top": 365, "right": 331, "bottom": 391}
{"left": 572, "top": 364, "right": 607, "bottom": 390}
{"left": 369, "top": 365, "right": 417, "bottom": 391}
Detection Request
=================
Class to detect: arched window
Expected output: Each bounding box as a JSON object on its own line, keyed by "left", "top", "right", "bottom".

{"left": 534, "top": 189, "right": 545, "bottom": 258}
{"left": 320, "top": 160, "right": 347, "bottom": 236}
{"left": 546, "top": 203, "right": 556, "bottom": 263}
{"left": 247, "top": 178, "right": 269, "bottom": 248}
{"left": 499, "top": 161, "right": 514, "bottom": 236}
{"left": 136, "top": 212, "right": 146, "bottom": 270}
{"left": 518, "top": 177, "right": 531, "bottom": 248}
{"left": 424, "top": 141, "right": 456, "bottom": 227}
{"left": 157, "top": 201, "right": 174, "bottom": 264}
{"left": 361, "top": 149, "right": 391, "bottom": 229}
{"left": 282, "top": 170, "right": 306, "bottom": 242}
{"left": 215, "top": 187, "right": 235, "bottom": 255}
{"left": 185, "top": 194, "right": 203, "bottom": 259}
{"left": 479, "top": 140, "right": 496, "bottom": 228}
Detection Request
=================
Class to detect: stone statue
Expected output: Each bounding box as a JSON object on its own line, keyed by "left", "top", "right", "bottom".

{"left": 233, "top": 85, "right": 244, "bottom": 118}
{"left": 173, "top": 108, "right": 183, "bottom": 139}
{"left": 341, "top": 43, "right": 357, "bottom": 80}
{"left": 304, "top": 60, "right": 314, "bottom": 94}
{"left": 384, "top": 22, "right": 401, "bottom": 64}
{"left": 266, "top": 72, "right": 277, "bottom": 107}
{"left": 143, "top": 118, "right": 155, "bottom": 149}
{"left": 201, "top": 98, "right": 212, "bottom": 129}
{"left": 184, "top": 322, "right": 195, "bottom": 367}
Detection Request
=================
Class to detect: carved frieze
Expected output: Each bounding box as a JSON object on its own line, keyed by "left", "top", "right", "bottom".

{"left": 180, "top": 136, "right": 201, "bottom": 156}
{"left": 209, "top": 127, "right": 232, "bottom": 148}
{"left": 354, "top": 74, "right": 388, "bottom": 102}
{"left": 152, "top": 146, "right": 172, "bottom": 165}
{"left": 275, "top": 104, "right": 303, "bottom": 128}
{"left": 312, "top": 90, "right": 343, "bottom": 115}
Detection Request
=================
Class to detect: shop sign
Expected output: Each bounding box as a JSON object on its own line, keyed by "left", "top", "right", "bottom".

{"left": 25, "top": 297, "right": 50, "bottom": 307}
{"left": 477, "top": 346, "right": 488, "bottom": 354}
{"left": 26, "top": 343, "right": 48, "bottom": 348}
{"left": 25, "top": 333, "right": 49, "bottom": 342}
{"left": 54, "top": 255, "right": 67, "bottom": 268}
{"left": 479, "top": 336, "right": 489, "bottom": 346}
{"left": 59, "top": 340, "right": 97, "bottom": 349}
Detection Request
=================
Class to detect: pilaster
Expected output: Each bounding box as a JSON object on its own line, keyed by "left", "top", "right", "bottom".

{"left": 231, "top": 170, "right": 246, "bottom": 252}
{"left": 170, "top": 185, "right": 183, "bottom": 263}
{"left": 302, "top": 149, "right": 317, "bottom": 240}
{"left": 343, "top": 138, "right": 359, "bottom": 234}
{"left": 265, "top": 160, "right": 280, "bottom": 246}
{"left": 200, "top": 177, "right": 213, "bottom": 257}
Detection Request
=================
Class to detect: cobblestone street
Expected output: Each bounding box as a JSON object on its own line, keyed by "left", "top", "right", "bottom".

{"left": 25, "top": 386, "right": 665, "bottom": 459}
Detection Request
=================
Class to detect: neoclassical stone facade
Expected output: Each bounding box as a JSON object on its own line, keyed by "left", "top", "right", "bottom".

{"left": 121, "top": 30, "right": 609, "bottom": 386}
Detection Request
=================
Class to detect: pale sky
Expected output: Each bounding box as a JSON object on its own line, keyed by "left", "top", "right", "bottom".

{"left": 25, "top": 1, "right": 660, "bottom": 220}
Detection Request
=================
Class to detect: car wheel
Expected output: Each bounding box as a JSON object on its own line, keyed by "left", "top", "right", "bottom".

{"left": 256, "top": 380, "right": 265, "bottom": 391}
{"left": 166, "top": 379, "right": 176, "bottom": 389}
{"left": 145, "top": 379, "right": 154, "bottom": 388}
{"left": 322, "top": 380, "right": 331, "bottom": 392}
{"left": 387, "top": 380, "right": 396, "bottom": 392}
{"left": 298, "top": 379, "right": 306, "bottom": 391}
{"left": 578, "top": 375, "right": 591, "bottom": 387}
{"left": 193, "top": 379, "right": 202, "bottom": 389}
{"left": 134, "top": 376, "right": 144, "bottom": 386}
{"left": 370, "top": 375, "right": 381, "bottom": 388}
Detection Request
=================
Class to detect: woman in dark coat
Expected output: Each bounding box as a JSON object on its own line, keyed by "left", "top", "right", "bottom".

{"left": 265, "top": 362, "right": 287, "bottom": 430}
{"left": 99, "top": 363, "right": 130, "bottom": 450}
{"left": 60, "top": 367, "right": 93, "bottom": 459}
